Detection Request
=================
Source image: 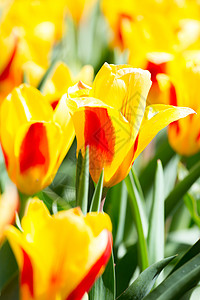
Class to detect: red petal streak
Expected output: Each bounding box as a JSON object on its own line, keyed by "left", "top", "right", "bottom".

{"left": 169, "top": 83, "right": 177, "bottom": 106}
{"left": 67, "top": 231, "right": 112, "bottom": 300}
{"left": 19, "top": 123, "right": 50, "bottom": 174}
{"left": 133, "top": 134, "right": 139, "bottom": 158}
{"left": 169, "top": 83, "right": 180, "bottom": 134}
{"left": 1, "top": 144, "right": 9, "bottom": 169}
{"left": 117, "top": 13, "right": 133, "bottom": 47}
{"left": 196, "top": 131, "right": 200, "bottom": 142}
{"left": 146, "top": 60, "right": 167, "bottom": 83}
{"left": 51, "top": 99, "right": 59, "bottom": 110}
{"left": 0, "top": 38, "right": 18, "bottom": 81}
{"left": 21, "top": 248, "right": 34, "bottom": 297}
{"left": 84, "top": 108, "right": 115, "bottom": 173}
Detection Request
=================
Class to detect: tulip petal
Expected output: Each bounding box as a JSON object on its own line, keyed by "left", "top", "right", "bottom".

{"left": 67, "top": 96, "right": 135, "bottom": 185}
{"left": 133, "top": 104, "right": 196, "bottom": 160}
{"left": 92, "top": 63, "right": 152, "bottom": 132}
{"left": 67, "top": 230, "right": 112, "bottom": 300}
{"left": 14, "top": 121, "right": 63, "bottom": 195}
{"left": 53, "top": 97, "right": 75, "bottom": 169}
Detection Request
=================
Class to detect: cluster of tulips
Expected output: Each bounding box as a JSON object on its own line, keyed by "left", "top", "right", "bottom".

{"left": 1, "top": 0, "right": 200, "bottom": 300}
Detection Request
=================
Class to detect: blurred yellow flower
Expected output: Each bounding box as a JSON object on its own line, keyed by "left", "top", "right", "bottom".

{"left": 6, "top": 198, "right": 112, "bottom": 300}
{"left": 23, "top": 61, "right": 94, "bottom": 109}
{"left": 167, "top": 51, "right": 200, "bottom": 156}
{"left": 0, "top": 0, "right": 67, "bottom": 102}
{"left": 66, "top": 63, "right": 195, "bottom": 187}
{"left": 0, "top": 184, "right": 19, "bottom": 243}
{"left": 0, "top": 84, "right": 75, "bottom": 195}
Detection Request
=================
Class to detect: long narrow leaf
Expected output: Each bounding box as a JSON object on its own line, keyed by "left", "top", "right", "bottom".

{"left": 125, "top": 170, "right": 149, "bottom": 271}
{"left": 89, "top": 170, "right": 104, "bottom": 212}
{"left": 144, "top": 253, "right": 200, "bottom": 300}
{"left": 165, "top": 160, "right": 200, "bottom": 218}
{"left": 114, "top": 181, "right": 128, "bottom": 247}
{"left": 148, "top": 160, "right": 164, "bottom": 266}
{"left": 76, "top": 147, "right": 89, "bottom": 214}
{"left": 0, "top": 241, "right": 18, "bottom": 293}
{"left": 169, "top": 239, "right": 200, "bottom": 275}
{"left": 117, "top": 256, "right": 175, "bottom": 300}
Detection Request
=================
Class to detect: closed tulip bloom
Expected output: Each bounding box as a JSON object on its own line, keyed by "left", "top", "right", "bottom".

{"left": 6, "top": 198, "right": 112, "bottom": 300}
{"left": 0, "top": 84, "right": 75, "bottom": 195}
{"left": 168, "top": 52, "right": 200, "bottom": 156}
{"left": 65, "top": 63, "right": 194, "bottom": 187}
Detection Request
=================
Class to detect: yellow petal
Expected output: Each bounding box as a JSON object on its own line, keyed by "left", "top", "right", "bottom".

{"left": 92, "top": 62, "right": 152, "bottom": 132}
{"left": 134, "top": 104, "right": 196, "bottom": 160}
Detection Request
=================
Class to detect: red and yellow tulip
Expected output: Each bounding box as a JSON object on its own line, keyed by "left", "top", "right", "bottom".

{"left": 167, "top": 51, "right": 200, "bottom": 156}
{"left": 0, "top": 184, "right": 19, "bottom": 243}
{"left": 0, "top": 84, "right": 75, "bottom": 195}
{"left": 65, "top": 62, "right": 195, "bottom": 187}
{"left": 6, "top": 198, "right": 112, "bottom": 300}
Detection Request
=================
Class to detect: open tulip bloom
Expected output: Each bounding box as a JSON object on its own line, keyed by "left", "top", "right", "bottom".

{"left": 0, "top": 84, "right": 75, "bottom": 195}
{"left": 65, "top": 62, "right": 195, "bottom": 187}
{"left": 5, "top": 198, "right": 112, "bottom": 300}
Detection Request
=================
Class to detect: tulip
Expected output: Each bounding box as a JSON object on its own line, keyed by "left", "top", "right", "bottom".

{"left": 0, "top": 84, "right": 75, "bottom": 195}
{"left": 23, "top": 61, "right": 94, "bottom": 109}
{"left": 167, "top": 51, "right": 200, "bottom": 156}
{"left": 0, "top": 184, "right": 19, "bottom": 243}
{"left": 6, "top": 198, "right": 112, "bottom": 300}
{"left": 65, "top": 63, "right": 195, "bottom": 187}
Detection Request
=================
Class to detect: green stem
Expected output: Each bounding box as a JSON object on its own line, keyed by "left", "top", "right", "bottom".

{"left": 125, "top": 174, "right": 149, "bottom": 271}
{"left": 18, "top": 192, "right": 29, "bottom": 219}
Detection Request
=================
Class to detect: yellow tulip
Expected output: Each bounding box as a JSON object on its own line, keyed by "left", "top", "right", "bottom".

{"left": 6, "top": 198, "right": 112, "bottom": 300}
{"left": 167, "top": 51, "right": 200, "bottom": 156}
{"left": 23, "top": 61, "right": 94, "bottom": 109}
{"left": 0, "top": 84, "right": 75, "bottom": 195}
{"left": 0, "top": 184, "right": 19, "bottom": 243}
{"left": 65, "top": 62, "right": 195, "bottom": 187}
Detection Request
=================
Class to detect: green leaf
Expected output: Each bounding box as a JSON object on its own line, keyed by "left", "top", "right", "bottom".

{"left": 184, "top": 193, "right": 200, "bottom": 227}
{"left": 144, "top": 253, "right": 200, "bottom": 300}
{"left": 180, "top": 285, "right": 200, "bottom": 300}
{"left": 115, "top": 244, "right": 138, "bottom": 297}
{"left": 114, "top": 181, "right": 128, "bottom": 247}
{"left": 117, "top": 256, "right": 175, "bottom": 300}
{"left": 0, "top": 241, "right": 18, "bottom": 293}
{"left": 89, "top": 170, "right": 104, "bottom": 212}
{"left": 125, "top": 169, "right": 149, "bottom": 271}
{"left": 89, "top": 252, "right": 115, "bottom": 300}
{"left": 0, "top": 272, "right": 19, "bottom": 300}
{"left": 148, "top": 160, "right": 164, "bottom": 267}
{"left": 139, "top": 140, "right": 175, "bottom": 196}
{"left": 169, "top": 239, "right": 200, "bottom": 275}
{"left": 76, "top": 147, "right": 89, "bottom": 214}
{"left": 76, "top": 150, "right": 83, "bottom": 201}
{"left": 165, "top": 160, "right": 200, "bottom": 218}
{"left": 37, "top": 188, "right": 71, "bottom": 213}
